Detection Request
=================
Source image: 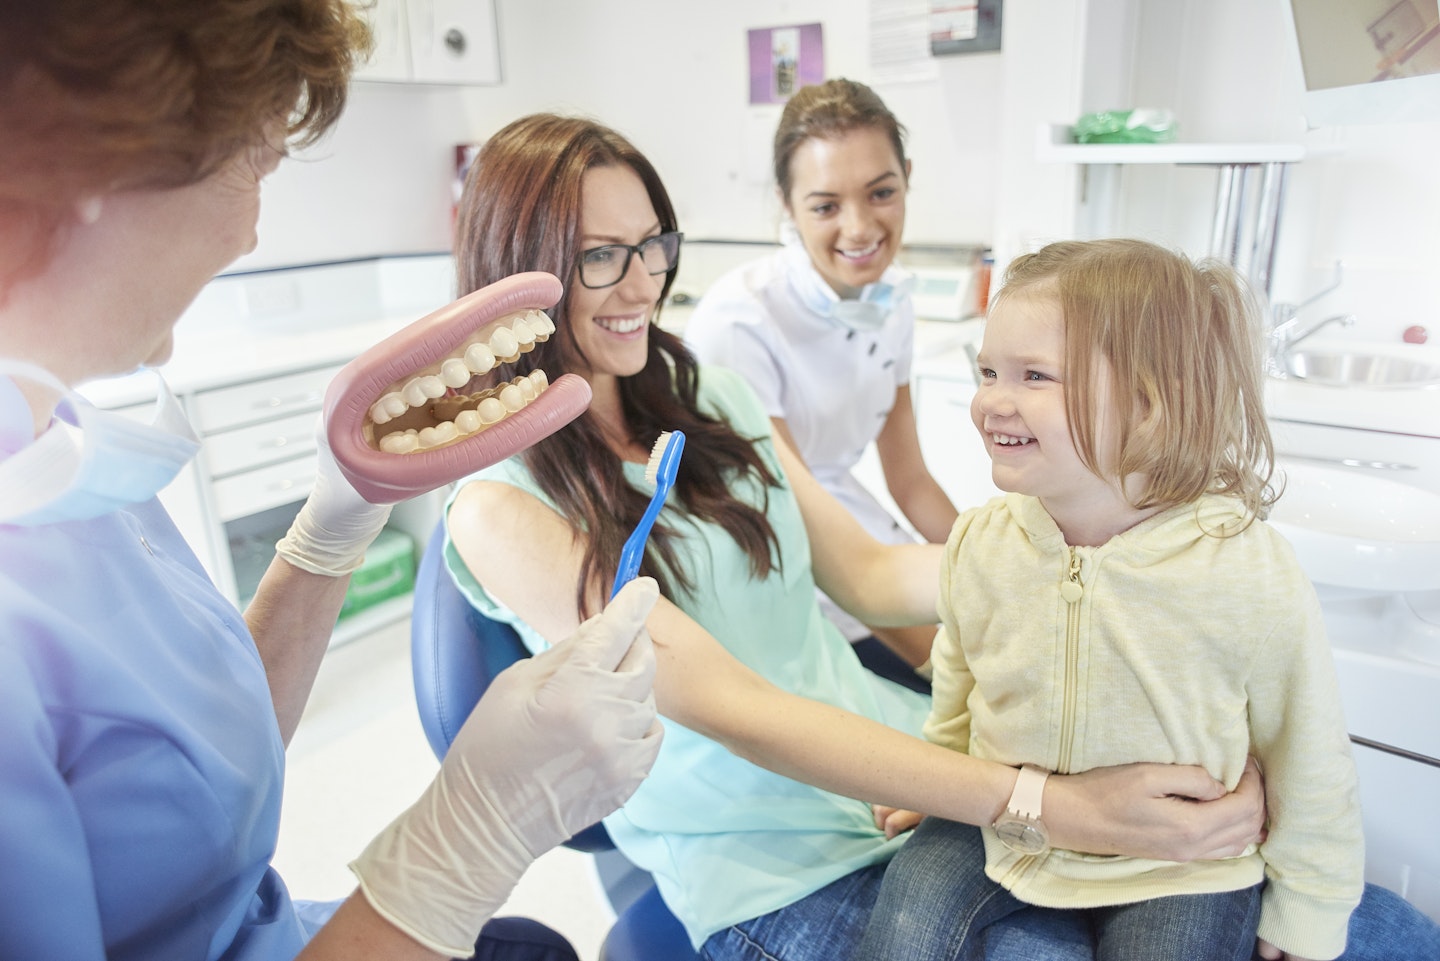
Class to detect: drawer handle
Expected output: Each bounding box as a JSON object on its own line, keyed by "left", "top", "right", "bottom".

{"left": 256, "top": 391, "right": 321, "bottom": 410}
{"left": 263, "top": 434, "right": 314, "bottom": 450}
{"left": 266, "top": 476, "right": 311, "bottom": 494}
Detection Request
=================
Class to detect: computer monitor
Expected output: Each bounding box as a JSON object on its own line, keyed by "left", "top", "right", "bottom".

{"left": 1283, "top": 0, "right": 1440, "bottom": 125}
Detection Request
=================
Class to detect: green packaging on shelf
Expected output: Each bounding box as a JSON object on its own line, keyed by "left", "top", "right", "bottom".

{"left": 1073, "top": 109, "right": 1178, "bottom": 144}
{"left": 339, "top": 526, "right": 416, "bottom": 621}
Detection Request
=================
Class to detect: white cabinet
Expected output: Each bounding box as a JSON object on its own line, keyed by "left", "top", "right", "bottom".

{"left": 92, "top": 361, "right": 442, "bottom": 649}
{"left": 352, "top": 0, "right": 500, "bottom": 85}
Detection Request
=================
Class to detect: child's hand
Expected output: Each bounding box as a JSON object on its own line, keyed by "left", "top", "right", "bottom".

{"left": 872, "top": 804, "right": 924, "bottom": 839}
{"left": 1256, "top": 937, "right": 1318, "bottom": 961}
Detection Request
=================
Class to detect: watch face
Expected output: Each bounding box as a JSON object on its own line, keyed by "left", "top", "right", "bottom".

{"left": 994, "top": 816, "right": 1049, "bottom": 856}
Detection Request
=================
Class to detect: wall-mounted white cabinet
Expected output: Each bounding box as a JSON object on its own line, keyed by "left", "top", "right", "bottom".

{"left": 352, "top": 0, "right": 501, "bottom": 86}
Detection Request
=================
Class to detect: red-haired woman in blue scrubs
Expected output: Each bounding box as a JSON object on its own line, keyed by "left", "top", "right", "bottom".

{"left": 0, "top": 4, "right": 660, "bottom": 960}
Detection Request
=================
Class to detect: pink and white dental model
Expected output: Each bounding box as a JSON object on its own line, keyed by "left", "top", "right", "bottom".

{"left": 324, "top": 271, "right": 590, "bottom": 504}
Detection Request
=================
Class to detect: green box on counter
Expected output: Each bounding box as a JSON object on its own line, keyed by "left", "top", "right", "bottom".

{"left": 339, "top": 527, "right": 416, "bottom": 621}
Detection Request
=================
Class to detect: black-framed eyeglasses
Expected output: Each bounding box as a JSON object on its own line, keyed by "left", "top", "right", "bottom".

{"left": 576, "top": 231, "right": 683, "bottom": 289}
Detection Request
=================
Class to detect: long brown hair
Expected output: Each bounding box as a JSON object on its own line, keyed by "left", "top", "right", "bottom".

{"left": 0, "top": 0, "right": 369, "bottom": 288}
{"left": 773, "top": 78, "right": 909, "bottom": 203}
{"left": 995, "top": 239, "right": 1275, "bottom": 525}
{"left": 455, "top": 114, "right": 782, "bottom": 615}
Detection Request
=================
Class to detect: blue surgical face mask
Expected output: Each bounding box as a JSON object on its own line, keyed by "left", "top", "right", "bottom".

{"left": 0, "top": 361, "right": 200, "bottom": 526}
{"left": 830, "top": 282, "right": 902, "bottom": 332}
{"left": 781, "top": 221, "right": 911, "bottom": 332}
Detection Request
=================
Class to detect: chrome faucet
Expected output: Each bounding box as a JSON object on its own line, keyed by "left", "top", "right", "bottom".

{"left": 1265, "top": 261, "right": 1356, "bottom": 377}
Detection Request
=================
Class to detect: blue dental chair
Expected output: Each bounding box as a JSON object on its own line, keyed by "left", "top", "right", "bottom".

{"left": 410, "top": 521, "right": 698, "bottom": 961}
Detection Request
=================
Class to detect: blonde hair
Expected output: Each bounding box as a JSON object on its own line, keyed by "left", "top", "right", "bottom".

{"left": 993, "top": 239, "right": 1275, "bottom": 523}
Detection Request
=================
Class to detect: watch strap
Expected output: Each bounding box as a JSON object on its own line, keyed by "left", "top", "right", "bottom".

{"left": 1007, "top": 764, "right": 1050, "bottom": 820}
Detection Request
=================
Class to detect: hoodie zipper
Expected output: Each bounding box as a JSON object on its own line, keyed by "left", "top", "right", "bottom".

{"left": 1058, "top": 547, "right": 1084, "bottom": 773}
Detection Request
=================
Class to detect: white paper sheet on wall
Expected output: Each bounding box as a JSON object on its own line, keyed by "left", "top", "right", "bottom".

{"left": 869, "top": 0, "right": 940, "bottom": 84}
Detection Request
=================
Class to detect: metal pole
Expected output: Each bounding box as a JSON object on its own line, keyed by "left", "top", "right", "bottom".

{"left": 1249, "top": 162, "right": 1289, "bottom": 299}
{"left": 1209, "top": 163, "right": 1245, "bottom": 267}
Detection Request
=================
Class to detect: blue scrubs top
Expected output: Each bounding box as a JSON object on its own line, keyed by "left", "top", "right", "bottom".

{"left": 0, "top": 488, "right": 334, "bottom": 958}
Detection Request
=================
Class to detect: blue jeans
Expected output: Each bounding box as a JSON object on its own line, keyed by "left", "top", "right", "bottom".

{"left": 700, "top": 825, "right": 1440, "bottom": 961}
{"left": 1337, "top": 883, "right": 1440, "bottom": 961}
{"left": 699, "top": 861, "right": 1103, "bottom": 961}
{"left": 470, "top": 916, "right": 578, "bottom": 961}
{"left": 853, "top": 818, "right": 1260, "bottom": 961}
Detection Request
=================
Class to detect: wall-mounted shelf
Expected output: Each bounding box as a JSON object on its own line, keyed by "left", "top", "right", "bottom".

{"left": 1035, "top": 123, "right": 1310, "bottom": 165}
{"left": 1033, "top": 124, "right": 1343, "bottom": 297}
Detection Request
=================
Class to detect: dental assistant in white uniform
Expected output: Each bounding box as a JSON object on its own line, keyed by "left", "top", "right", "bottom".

{"left": 685, "top": 79, "right": 958, "bottom": 680}
{"left": 0, "top": 5, "right": 659, "bottom": 961}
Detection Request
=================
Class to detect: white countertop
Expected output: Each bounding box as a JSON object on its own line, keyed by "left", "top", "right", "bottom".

{"left": 82, "top": 263, "right": 1440, "bottom": 451}
{"left": 81, "top": 314, "right": 420, "bottom": 410}
{"left": 1264, "top": 338, "right": 1440, "bottom": 439}
{"left": 909, "top": 324, "right": 1440, "bottom": 441}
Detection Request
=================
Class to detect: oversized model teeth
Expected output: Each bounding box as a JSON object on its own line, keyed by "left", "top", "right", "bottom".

{"left": 991, "top": 433, "right": 1032, "bottom": 446}
{"left": 367, "top": 308, "right": 553, "bottom": 429}
{"left": 377, "top": 371, "right": 552, "bottom": 454}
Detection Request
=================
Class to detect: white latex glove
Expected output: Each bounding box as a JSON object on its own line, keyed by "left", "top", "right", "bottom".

{"left": 350, "top": 577, "right": 663, "bottom": 958}
{"left": 275, "top": 418, "right": 393, "bottom": 576}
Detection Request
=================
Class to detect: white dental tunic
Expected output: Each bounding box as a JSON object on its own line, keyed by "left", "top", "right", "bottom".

{"left": 684, "top": 235, "right": 916, "bottom": 640}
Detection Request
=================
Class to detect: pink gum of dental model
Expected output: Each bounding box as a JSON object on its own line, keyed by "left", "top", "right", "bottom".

{"left": 324, "top": 271, "right": 591, "bottom": 504}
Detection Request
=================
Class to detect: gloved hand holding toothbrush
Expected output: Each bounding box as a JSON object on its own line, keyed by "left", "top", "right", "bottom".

{"left": 349, "top": 577, "right": 664, "bottom": 958}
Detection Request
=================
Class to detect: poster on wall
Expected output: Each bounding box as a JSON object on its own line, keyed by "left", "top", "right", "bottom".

{"left": 929, "top": 0, "right": 1002, "bottom": 55}
{"left": 747, "top": 23, "right": 824, "bottom": 104}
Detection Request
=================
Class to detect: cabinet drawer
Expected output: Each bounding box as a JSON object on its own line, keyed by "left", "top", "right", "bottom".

{"left": 914, "top": 374, "right": 1000, "bottom": 511}
{"left": 212, "top": 454, "right": 317, "bottom": 521}
{"left": 192, "top": 364, "right": 343, "bottom": 433}
{"left": 204, "top": 410, "right": 319, "bottom": 478}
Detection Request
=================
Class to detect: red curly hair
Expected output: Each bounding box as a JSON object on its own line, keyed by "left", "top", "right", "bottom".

{"left": 0, "top": 0, "right": 370, "bottom": 288}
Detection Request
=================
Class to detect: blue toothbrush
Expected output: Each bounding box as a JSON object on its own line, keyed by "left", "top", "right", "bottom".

{"left": 610, "top": 430, "right": 685, "bottom": 599}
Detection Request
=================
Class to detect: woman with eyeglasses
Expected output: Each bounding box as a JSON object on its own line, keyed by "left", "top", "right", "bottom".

{"left": 684, "top": 79, "right": 956, "bottom": 692}
{"left": 442, "top": 112, "right": 1269, "bottom": 961}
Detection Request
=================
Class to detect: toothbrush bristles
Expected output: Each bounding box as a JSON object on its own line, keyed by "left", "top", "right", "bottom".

{"left": 644, "top": 431, "right": 672, "bottom": 486}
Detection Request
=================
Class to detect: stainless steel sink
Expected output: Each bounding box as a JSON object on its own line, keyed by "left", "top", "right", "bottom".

{"left": 1279, "top": 350, "right": 1440, "bottom": 388}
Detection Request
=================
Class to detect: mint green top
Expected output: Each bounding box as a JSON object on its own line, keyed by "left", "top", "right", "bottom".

{"left": 444, "top": 365, "right": 928, "bottom": 948}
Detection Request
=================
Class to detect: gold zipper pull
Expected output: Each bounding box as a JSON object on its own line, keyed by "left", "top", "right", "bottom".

{"left": 1060, "top": 547, "right": 1083, "bottom": 603}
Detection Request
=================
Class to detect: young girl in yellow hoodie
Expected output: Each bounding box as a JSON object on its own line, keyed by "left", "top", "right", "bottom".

{"left": 857, "top": 238, "right": 1362, "bottom": 961}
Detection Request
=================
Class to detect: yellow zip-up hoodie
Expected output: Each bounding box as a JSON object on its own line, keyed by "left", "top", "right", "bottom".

{"left": 928, "top": 493, "right": 1363, "bottom": 960}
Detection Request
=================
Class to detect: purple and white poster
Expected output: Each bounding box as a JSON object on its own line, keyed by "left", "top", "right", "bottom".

{"left": 747, "top": 23, "right": 824, "bottom": 104}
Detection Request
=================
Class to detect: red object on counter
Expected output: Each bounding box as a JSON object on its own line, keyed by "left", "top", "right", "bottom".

{"left": 1403, "top": 325, "right": 1429, "bottom": 344}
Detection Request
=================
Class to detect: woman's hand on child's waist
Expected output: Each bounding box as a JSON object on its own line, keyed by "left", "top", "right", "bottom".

{"left": 872, "top": 804, "right": 925, "bottom": 840}
{"left": 1044, "top": 757, "right": 1266, "bottom": 861}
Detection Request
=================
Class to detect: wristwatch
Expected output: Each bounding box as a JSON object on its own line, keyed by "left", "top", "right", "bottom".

{"left": 992, "top": 764, "right": 1051, "bottom": 855}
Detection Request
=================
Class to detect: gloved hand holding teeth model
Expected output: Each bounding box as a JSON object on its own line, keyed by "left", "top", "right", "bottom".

{"left": 351, "top": 577, "right": 664, "bottom": 958}
{"left": 1, "top": 5, "right": 662, "bottom": 959}
{"left": 275, "top": 420, "right": 394, "bottom": 576}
